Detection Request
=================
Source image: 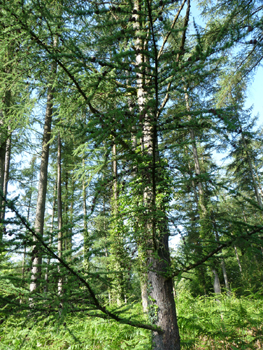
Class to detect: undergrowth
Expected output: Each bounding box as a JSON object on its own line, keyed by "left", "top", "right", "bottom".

{"left": 0, "top": 292, "right": 262, "bottom": 349}
{"left": 177, "top": 291, "right": 263, "bottom": 349}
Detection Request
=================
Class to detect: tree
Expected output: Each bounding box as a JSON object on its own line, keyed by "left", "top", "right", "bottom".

{"left": 30, "top": 49, "right": 57, "bottom": 293}
{"left": 1, "top": 1, "right": 263, "bottom": 350}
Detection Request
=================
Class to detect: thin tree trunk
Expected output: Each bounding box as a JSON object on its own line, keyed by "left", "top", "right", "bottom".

{"left": 30, "top": 91, "right": 53, "bottom": 293}
{"left": 0, "top": 90, "right": 11, "bottom": 240}
{"left": 112, "top": 143, "right": 118, "bottom": 206}
{"left": 111, "top": 142, "right": 121, "bottom": 305}
{"left": 221, "top": 258, "right": 230, "bottom": 294}
{"left": 0, "top": 126, "right": 11, "bottom": 238}
{"left": 3, "top": 126, "right": 11, "bottom": 199}
{"left": 21, "top": 156, "right": 37, "bottom": 282}
{"left": 22, "top": 188, "right": 32, "bottom": 281}
{"left": 44, "top": 182, "right": 56, "bottom": 293}
{"left": 102, "top": 192, "right": 111, "bottom": 305}
{"left": 234, "top": 246, "right": 243, "bottom": 273}
{"left": 0, "top": 133, "right": 6, "bottom": 225}
{"left": 110, "top": 142, "right": 127, "bottom": 305}
{"left": 82, "top": 159, "right": 89, "bottom": 269}
{"left": 214, "top": 221, "right": 230, "bottom": 294}
{"left": 64, "top": 171, "right": 68, "bottom": 251}
{"left": 212, "top": 268, "right": 221, "bottom": 294}
{"left": 57, "top": 132, "right": 63, "bottom": 294}
{"left": 254, "top": 166, "right": 263, "bottom": 202}
{"left": 30, "top": 44, "right": 57, "bottom": 293}
{"left": 69, "top": 178, "right": 74, "bottom": 254}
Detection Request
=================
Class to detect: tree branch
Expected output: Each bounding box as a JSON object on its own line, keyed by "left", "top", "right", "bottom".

{"left": 1, "top": 194, "right": 162, "bottom": 333}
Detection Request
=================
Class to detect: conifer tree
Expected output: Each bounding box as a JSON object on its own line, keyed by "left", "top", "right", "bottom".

{"left": 2, "top": 1, "right": 263, "bottom": 349}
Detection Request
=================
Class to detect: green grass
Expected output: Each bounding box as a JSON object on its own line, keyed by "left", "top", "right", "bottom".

{"left": 1, "top": 293, "right": 262, "bottom": 349}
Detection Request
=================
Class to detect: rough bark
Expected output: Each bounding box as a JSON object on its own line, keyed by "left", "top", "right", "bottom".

{"left": 134, "top": 2, "right": 180, "bottom": 348}
{"left": 148, "top": 235, "right": 180, "bottom": 350}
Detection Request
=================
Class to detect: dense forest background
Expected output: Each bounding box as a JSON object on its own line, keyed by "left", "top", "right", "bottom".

{"left": 0, "top": 0, "right": 263, "bottom": 349}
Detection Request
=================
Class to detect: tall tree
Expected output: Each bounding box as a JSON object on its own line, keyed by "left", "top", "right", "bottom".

{"left": 2, "top": 1, "right": 263, "bottom": 349}
{"left": 30, "top": 36, "right": 57, "bottom": 293}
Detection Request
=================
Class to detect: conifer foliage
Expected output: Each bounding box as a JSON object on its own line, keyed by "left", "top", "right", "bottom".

{"left": 0, "top": 1, "right": 263, "bottom": 349}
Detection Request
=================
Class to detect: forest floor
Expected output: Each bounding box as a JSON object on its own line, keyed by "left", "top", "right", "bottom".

{"left": 1, "top": 292, "right": 262, "bottom": 349}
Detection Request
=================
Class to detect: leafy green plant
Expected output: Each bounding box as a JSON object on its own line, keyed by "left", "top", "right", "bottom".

{"left": 177, "top": 290, "right": 263, "bottom": 349}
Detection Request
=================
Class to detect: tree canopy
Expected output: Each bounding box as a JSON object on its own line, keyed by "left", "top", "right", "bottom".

{"left": 0, "top": 1, "right": 263, "bottom": 349}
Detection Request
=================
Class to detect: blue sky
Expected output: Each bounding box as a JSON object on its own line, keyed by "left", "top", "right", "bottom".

{"left": 246, "top": 66, "right": 263, "bottom": 127}
{"left": 191, "top": 1, "right": 263, "bottom": 127}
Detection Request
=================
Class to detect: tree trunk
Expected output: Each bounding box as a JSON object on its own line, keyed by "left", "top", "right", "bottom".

{"left": 30, "top": 89, "right": 53, "bottom": 293}
{"left": 0, "top": 90, "right": 11, "bottom": 240}
{"left": 234, "top": 246, "right": 243, "bottom": 273}
{"left": 30, "top": 49, "right": 56, "bottom": 292}
{"left": 82, "top": 159, "right": 89, "bottom": 270}
{"left": 0, "top": 126, "right": 11, "bottom": 239}
{"left": 134, "top": 2, "right": 180, "bottom": 348}
{"left": 3, "top": 126, "right": 11, "bottom": 199}
{"left": 130, "top": 99, "right": 149, "bottom": 313}
{"left": 22, "top": 185, "right": 32, "bottom": 281}
{"left": 110, "top": 142, "right": 128, "bottom": 305}
{"left": 64, "top": 171, "right": 68, "bottom": 251}
{"left": 214, "top": 223, "right": 230, "bottom": 294}
{"left": 57, "top": 132, "right": 63, "bottom": 294}
{"left": 69, "top": 177, "right": 74, "bottom": 254}
{"left": 140, "top": 275, "right": 148, "bottom": 313}
{"left": 0, "top": 132, "right": 6, "bottom": 224}
{"left": 212, "top": 268, "right": 221, "bottom": 294}
{"left": 44, "top": 182, "right": 56, "bottom": 293}
{"left": 221, "top": 258, "right": 230, "bottom": 294}
{"left": 148, "top": 238, "right": 180, "bottom": 350}
{"left": 111, "top": 142, "right": 121, "bottom": 305}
